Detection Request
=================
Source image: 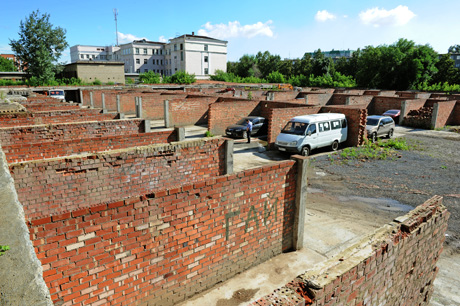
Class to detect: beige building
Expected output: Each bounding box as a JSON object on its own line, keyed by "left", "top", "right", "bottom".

{"left": 63, "top": 61, "right": 125, "bottom": 84}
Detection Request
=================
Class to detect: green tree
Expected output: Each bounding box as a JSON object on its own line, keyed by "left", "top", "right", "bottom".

{"left": 278, "top": 59, "right": 294, "bottom": 79}
{"left": 169, "top": 71, "right": 196, "bottom": 84}
{"left": 9, "top": 10, "right": 68, "bottom": 85}
{"left": 311, "top": 49, "right": 334, "bottom": 76}
{"left": 139, "top": 71, "right": 162, "bottom": 84}
{"left": 448, "top": 45, "right": 460, "bottom": 53}
{"left": 335, "top": 49, "right": 360, "bottom": 78}
{"left": 431, "top": 54, "right": 460, "bottom": 85}
{"left": 293, "top": 53, "right": 313, "bottom": 76}
{"left": 255, "top": 51, "right": 281, "bottom": 78}
{"left": 236, "top": 54, "right": 257, "bottom": 78}
{"left": 0, "top": 57, "right": 18, "bottom": 72}
{"left": 266, "top": 71, "right": 285, "bottom": 83}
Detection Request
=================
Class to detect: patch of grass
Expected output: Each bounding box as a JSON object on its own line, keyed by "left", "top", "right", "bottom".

{"left": 337, "top": 138, "right": 411, "bottom": 162}
{"left": 377, "top": 138, "right": 410, "bottom": 150}
{"left": 205, "top": 130, "right": 214, "bottom": 137}
{"left": 440, "top": 165, "right": 447, "bottom": 169}
{"left": 0, "top": 245, "right": 10, "bottom": 256}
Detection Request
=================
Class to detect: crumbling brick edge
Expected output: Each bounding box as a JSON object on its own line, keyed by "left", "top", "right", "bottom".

{"left": 249, "top": 195, "right": 449, "bottom": 306}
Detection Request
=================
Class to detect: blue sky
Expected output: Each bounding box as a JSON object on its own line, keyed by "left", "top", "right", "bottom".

{"left": 1, "top": 0, "right": 460, "bottom": 63}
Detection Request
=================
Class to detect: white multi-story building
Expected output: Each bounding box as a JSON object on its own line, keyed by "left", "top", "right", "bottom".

{"left": 69, "top": 33, "right": 227, "bottom": 79}
{"left": 70, "top": 45, "right": 120, "bottom": 62}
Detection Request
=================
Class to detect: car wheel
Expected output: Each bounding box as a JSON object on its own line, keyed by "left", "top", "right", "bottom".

{"left": 301, "top": 146, "right": 310, "bottom": 156}
{"left": 371, "top": 132, "right": 377, "bottom": 143}
{"left": 331, "top": 140, "right": 339, "bottom": 151}
{"left": 242, "top": 131, "right": 248, "bottom": 139}
{"left": 388, "top": 129, "right": 394, "bottom": 139}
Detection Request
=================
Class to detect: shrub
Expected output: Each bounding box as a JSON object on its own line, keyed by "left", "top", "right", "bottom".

{"left": 266, "top": 71, "right": 286, "bottom": 83}
{"left": 126, "top": 78, "right": 134, "bottom": 84}
{"left": 92, "top": 79, "right": 102, "bottom": 85}
{"left": 169, "top": 71, "right": 196, "bottom": 84}
{"left": 139, "top": 71, "right": 162, "bottom": 84}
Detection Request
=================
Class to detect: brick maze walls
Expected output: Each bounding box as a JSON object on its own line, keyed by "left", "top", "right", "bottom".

{"left": 2, "top": 129, "right": 177, "bottom": 163}
{"left": 11, "top": 138, "right": 227, "bottom": 220}
{"left": 251, "top": 196, "right": 449, "bottom": 306}
{"left": 0, "top": 109, "right": 117, "bottom": 127}
{"left": 371, "top": 96, "right": 408, "bottom": 115}
{"left": 0, "top": 119, "right": 146, "bottom": 146}
{"left": 433, "top": 100, "right": 458, "bottom": 128}
{"left": 28, "top": 160, "right": 297, "bottom": 306}
{"left": 208, "top": 101, "right": 261, "bottom": 135}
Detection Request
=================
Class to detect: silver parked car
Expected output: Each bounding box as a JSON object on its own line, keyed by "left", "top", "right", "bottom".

{"left": 366, "top": 115, "right": 395, "bottom": 142}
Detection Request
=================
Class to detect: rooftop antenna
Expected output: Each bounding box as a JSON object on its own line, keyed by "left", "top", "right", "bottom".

{"left": 113, "top": 8, "right": 119, "bottom": 46}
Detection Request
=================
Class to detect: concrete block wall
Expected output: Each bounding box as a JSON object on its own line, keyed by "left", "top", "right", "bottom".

{"left": 2, "top": 129, "right": 177, "bottom": 163}
{"left": 0, "top": 119, "right": 145, "bottom": 146}
{"left": 10, "top": 138, "right": 227, "bottom": 220}
{"left": 321, "top": 106, "right": 367, "bottom": 147}
{"left": 250, "top": 196, "right": 449, "bottom": 306}
{"left": 0, "top": 109, "right": 117, "bottom": 127}
{"left": 27, "top": 160, "right": 297, "bottom": 306}
{"left": 168, "top": 96, "right": 218, "bottom": 126}
{"left": 208, "top": 100, "right": 261, "bottom": 135}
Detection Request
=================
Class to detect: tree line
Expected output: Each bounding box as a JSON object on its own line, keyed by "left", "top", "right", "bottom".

{"left": 217, "top": 39, "right": 460, "bottom": 91}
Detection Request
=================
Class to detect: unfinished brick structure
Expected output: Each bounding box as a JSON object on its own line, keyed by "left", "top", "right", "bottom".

{"left": 250, "top": 196, "right": 449, "bottom": 306}
{"left": 0, "top": 85, "right": 454, "bottom": 306}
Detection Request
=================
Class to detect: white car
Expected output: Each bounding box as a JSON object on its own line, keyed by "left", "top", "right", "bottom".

{"left": 48, "top": 89, "right": 65, "bottom": 101}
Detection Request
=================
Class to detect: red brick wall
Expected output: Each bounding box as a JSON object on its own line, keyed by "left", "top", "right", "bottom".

{"left": 0, "top": 110, "right": 117, "bottom": 127}
{"left": 434, "top": 100, "right": 457, "bottom": 128}
{"left": 3, "top": 129, "right": 177, "bottom": 163}
{"left": 250, "top": 196, "right": 449, "bottom": 306}
{"left": 269, "top": 91, "right": 299, "bottom": 101}
{"left": 169, "top": 96, "right": 218, "bottom": 126}
{"left": 452, "top": 101, "right": 460, "bottom": 125}
{"left": 21, "top": 104, "right": 81, "bottom": 112}
{"left": 208, "top": 101, "right": 261, "bottom": 135}
{"left": 11, "top": 138, "right": 226, "bottom": 220}
{"left": 321, "top": 106, "right": 367, "bottom": 147}
{"left": 329, "top": 94, "right": 373, "bottom": 107}
{"left": 372, "top": 97, "right": 408, "bottom": 115}
{"left": 27, "top": 160, "right": 297, "bottom": 306}
{"left": 265, "top": 106, "right": 321, "bottom": 148}
{"left": 0, "top": 119, "right": 145, "bottom": 146}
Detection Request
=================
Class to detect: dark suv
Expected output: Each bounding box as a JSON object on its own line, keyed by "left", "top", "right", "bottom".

{"left": 225, "top": 116, "right": 266, "bottom": 139}
{"left": 366, "top": 115, "right": 395, "bottom": 142}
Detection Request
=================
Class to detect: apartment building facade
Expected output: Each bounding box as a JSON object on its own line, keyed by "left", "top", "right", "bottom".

{"left": 70, "top": 33, "right": 228, "bottom": 79}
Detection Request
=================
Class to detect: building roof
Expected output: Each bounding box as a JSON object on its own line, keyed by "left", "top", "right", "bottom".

{"left": 131, "top": 39, "right": 166, "bottom": 45}
{"left": 171, "top": 34, "right": 227, "bottom": 43}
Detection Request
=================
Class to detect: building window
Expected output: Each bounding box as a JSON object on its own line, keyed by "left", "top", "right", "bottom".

{"left": 160, "top": 49, "right": 163, "bottom": 55}
{"left": 181, "top": 52, "right": 183, "bottom": 61}
{"left": 136, "top": 69, "right": 140, "bottom": 73}
{"left": 175, "top": 68, "right": 177, "bottom": 72}
{"left": 144, "top": 69, "right": 148, "bottom": 72}
{"left": 156, "top": 59, "right": 159, "bottom": 65}
{"left": 180, "top": 43, "right": 183, "bottom": 50}
{"left": 174, "top": 44, "right": 177, "bottom": 51}
{"left": 204, "top": 56, "right": 208, "bottom": 63}
{"left": 161, "top": 70, "right": 163, "bottom": 75}
{"left": 136, "top": 48, "right": 139, "bottom": 54}
{"left": 86, "top": 54, "right": 90, "bottom": 59}
{"left": 161, "top": 60, "right": 163, "bottom": 65}
{"left": 92, "top": 55, "right": 95, "bottom": 58}
{"left": 136, "top": 59, "right": 140, "bottom": 64}
{"left": 80, "top": 54, "right": 84, "bottom": 59}
{"left": 204, "top": 68, "right": 209, "bottom": 75}
{"left": 144, "top": 59, "right": 147, "bottom": 64}
{"left": 144, "top": 48, "right": 147, "bottom": 54}
{"left": 204, "top": 44, "right": 208, "bottom": 51}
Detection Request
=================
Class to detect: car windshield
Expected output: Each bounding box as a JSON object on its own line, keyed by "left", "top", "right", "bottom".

{"left": 49, "top": 91, "right": 64, "bottom": 96}
{"left": 385, "top": 110, "right": 399, "bottom": 114}
{"left": 281, "top": 122, "right": 308, "bottom": 135}
{"left": 236, "top": 118, "right": 250, "bottom": 125}
{"left": 367, "top": 118, "right": 380, "bottom": 126}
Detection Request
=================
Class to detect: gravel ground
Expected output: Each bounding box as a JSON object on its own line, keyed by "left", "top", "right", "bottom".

{"left": 309, "top": 131, "right": 460, "bottom": 252}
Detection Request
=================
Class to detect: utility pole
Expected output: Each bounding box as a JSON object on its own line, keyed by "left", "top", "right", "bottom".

{"left": 113, "top": 8, "right": 119, "bottom": 46}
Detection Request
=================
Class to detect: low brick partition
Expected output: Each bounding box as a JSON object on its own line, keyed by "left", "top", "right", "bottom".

{"left": 28, "top": 160, "right": 297, "bottom": 306}
{"left": 329, "top": 94, "right": 373, "bottom": 107}
{"left": 20, "top": 103, "right": 81, "bottom": 112}
{"left": 3, "top": 129, "right": 177, "bottom": 163}
{"left": 371, "top": 96, "right": 408, "bottom": 115}
{"left": 0, "top": 109, "right": 117, "bottom": 127}
{"left": 208, "top": 100, "right": 261, "bottom": 135}
{"left": 250, "top": 195, "right": 449, "bottom": 306}
{"left": 168, "top": 95, "right": 218, "bottom": 126}
{"left": 0, "top": 119, "right": 145, "bottom": 147}
{"left": 10, "top": 138, "right": 227, "bottom": 220}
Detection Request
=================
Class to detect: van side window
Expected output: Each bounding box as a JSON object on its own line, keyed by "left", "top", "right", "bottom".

{"left": 307, "top": 124, "right": 316, "bottom": 135}
{"left": 319, "top": 122, "right": 330, "bottom": 132}
{"left": 342, "top": 119, "right": 347, "bottom": 128}
{"left": 331, "top": 120, "right": 341, "bottom": 130}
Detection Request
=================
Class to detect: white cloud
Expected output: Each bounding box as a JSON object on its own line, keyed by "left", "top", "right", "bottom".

{"left": 197, "top": 21, "right": 274, "bottom": 39}
{"left": 315, "top": 10, "right": 336, "bottom": 22}
{"left": 158, "top": 36, "right": 167, "bottom": 43}
{"left": 359, "top": 5, "right": 416, "bottom": 27}
{"left": 117, "top": 32, "right": 148, "bottom": 44}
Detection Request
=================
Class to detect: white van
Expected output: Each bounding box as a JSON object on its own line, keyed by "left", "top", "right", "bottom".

{"left": 48, "top": 89, "right": 65, "bottom": 101}
{"left": 275, "top": 113, "right": 347, "bottom": 156}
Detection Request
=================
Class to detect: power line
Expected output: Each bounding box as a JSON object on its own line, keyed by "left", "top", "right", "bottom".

{"left": 113, "top": 8, "right": 119, "bottom": 46}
